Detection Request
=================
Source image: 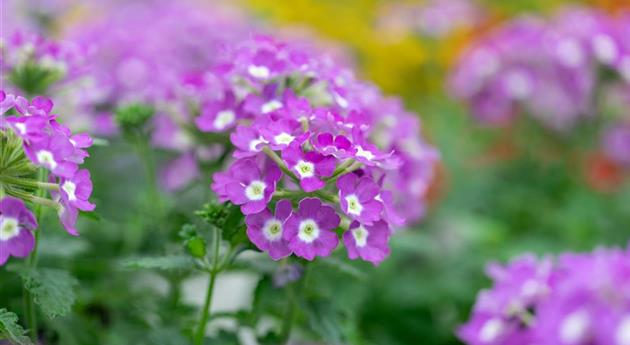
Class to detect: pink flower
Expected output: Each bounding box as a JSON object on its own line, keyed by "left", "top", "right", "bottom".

{"left": 283, "top": 198, "right": 340, "bottom": 260}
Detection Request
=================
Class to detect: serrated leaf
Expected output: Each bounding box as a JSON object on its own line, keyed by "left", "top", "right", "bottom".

{"left": 16, "top": 268, "right": 79, "bottom": 319}
{"left": 0, "top": 308, "right": 33, "bottom": 345}
{"left": 121, "top": 256, "right": 195, "bottom": 271}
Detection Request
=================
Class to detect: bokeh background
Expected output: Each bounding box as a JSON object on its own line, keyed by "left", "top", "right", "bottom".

{"left": 2, "top": 0, "right": 630, "bottom": 344}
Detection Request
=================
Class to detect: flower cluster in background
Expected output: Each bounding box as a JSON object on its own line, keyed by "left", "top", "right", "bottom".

{"left": 458, "top": 244, "right": 630, "bottom": 345}
{"left": 450, "top": 7, "right": 630, "bottom": 169}
{"left": 207, "top": 35, "right": 438, "bottom": 264}
{"left": 0, "top": 91, "right": 95, "bottom": 265}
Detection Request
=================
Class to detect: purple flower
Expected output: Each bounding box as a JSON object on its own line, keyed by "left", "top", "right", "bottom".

{"left": 0, "top": 197, "right": 37, "bottom": 266}
{"left": 4, "top": 115, "right": 48, "bottom": 143}
{"left": 24, "top": 134, "right": 78, "bottom": 178}
{"left": 337, "top": 173, "right": 383, "bottom": 224}
{"left": 245, "top": 199, "right": 293, "bottom": 260}
{"left": 282, "top": 141, "right": 336, "bottom": 192}
{"left": 219, "top": 158, "right": 281, "bottom": 215}
{"left": 195, "top": 92, "right": 240, "bottom": 132}
{"left": 311, "top": 132, "right": 356, "bottom": 159}
{"left": 59, "top": 169, "right": 95, "bottom": 212}
{"left": 57, "top": 199, "right": 79, "bottom": 236}
{"left": 0, "top": 91, "right": 16, "bottom": 114}
{"left": 602, "top": 124, "right": 630, "bottom": 167}
{"left": 259, "top": 118, "right": 306, "bottom": 151}
{"left": 14, "top": 96, "right": 54, "bottom": 117}
{"left": 230, "top": 125, "right": 266, "bottom": 158}
{"left": 160, "top": 153, "right": 200, "bottom": 191}
{"left": 343, "top": 220, "right": 391, "bottom": 265}
{"left": 459, "top": 245, "right": 630, "bottom": 345}
{"left": 283, "top": 198, "right": 340, "bottom": 260}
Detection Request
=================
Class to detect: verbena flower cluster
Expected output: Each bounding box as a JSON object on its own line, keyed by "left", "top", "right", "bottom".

{"left": 0, "top": 90, "right": 95, "bottom": 265}
{"left": 450, "top": 8, "right": 630, "bottom": 132}
{"left": 64, "top": 0, "right": 247, "bottom": 136}
{"left": 377, "top": 0, "right": 484, "bottom": 39}
{"left": 459, "top": 245, "right": 630, "bottom": 345}
{"left": 1, "top": 30, "right": 85, "bottom": 96}
{"left": 207, "top": 35, "right": 438, "bottom": 264}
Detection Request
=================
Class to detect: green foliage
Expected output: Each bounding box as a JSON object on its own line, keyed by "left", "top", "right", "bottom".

{"left": 0, "top": 308, "right": 33, "bottom": 345}
{"left": 122, "top": 256, "right": 196, "bottom": 272}
{"left": 11, "top": 267, "right": 79, "bottom": 319}
{"left": 9, "top": 63, "right": 63, "bottom": 96}
{"left": 196, "top": 202, "right": 248, "bottom": 247}
{"left": 114, "top": 103, "right": 155, "bottom": 134}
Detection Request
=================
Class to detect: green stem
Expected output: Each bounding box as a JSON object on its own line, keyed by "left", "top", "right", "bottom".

{"left": 280, "top": 262, "right": 310, "bottom": 344}
{"left": 263, "top": 147, "right": 299, "bottom": 182}
{"left": 24, "top": 168, "right": 48, "bottom": 341}
{"left": 0, "top": 175, "right": 59, "bottom": 191}
{"left": 193, "top": 227, "right": 222, "bottom": 345}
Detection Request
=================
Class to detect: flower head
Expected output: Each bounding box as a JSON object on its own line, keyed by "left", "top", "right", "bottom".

{"left": 283, "top": 198, "right": 340, "bottom": 260}
{"left": 343, "top": 220, "right": 391, "bottom": 265}
{"left": 0, "top": 197, "right": 37, "bottom": 266}
{"left": 246, "top": 199, "right": 293, "bottom": 260}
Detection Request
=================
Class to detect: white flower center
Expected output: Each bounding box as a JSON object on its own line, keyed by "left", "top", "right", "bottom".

{"left": 245, "top": 180, "right": 267, "bottom": 201}
{"left": 355, "top": 146, "right": 375, "bottom": 161}
{"left": 261, "top": 100, "right": 283, "bottom": 114}
{"left": 14, "top": 122, "right": 27, "bottom": 134}
{"left": 213, "top": 110, "right": 235, "bottom": 130}
{"left": 352, "top": 225, "right": 368, "bottom": 247}
{"left": 505, "top": 71, "right": 532, "bottom": 100}
{"left": 274, "top": 132, "right": 295, "bottom": 145}
{"left": 36, "top": 150, "right": 57, "bottom": 169}
{"left": 298, "top": 219, "right": 320, "bottom": 243}
{"left": 262, "top": 219, "right": 283, "bottom": 242}
{"left": 593, "top": 34, "right": 618, "bottom": 64}
{"left": 334, "top": 93, "right": 349, "bottom": 108}
{"left": 295, "top": 160, "right": 315, "bottom": 178}
{"left": 248, "top": 137, "right": 266, "bottom": 152}
{"left": 616, "top": 316, "right": 630, "bottom": 345}
{"left": 479, "top": 318, "right": 504, "bottom": 343}
{"left": 345, "top": 194, "right": 363, "bottom": 216}
{"left": 557, "top": 38, "right": 584, "bottom": 67}
{"left": 62, "top": 180, "right": 77, "bottom": 201}
{"left": 248, "top": 65, "right": 270, "bottom": 79}
{"left": 560, "top": 310, "right": 590, "bottom": 344}
{"left": 0, "top": 216, "right": 20, "bottom": 241}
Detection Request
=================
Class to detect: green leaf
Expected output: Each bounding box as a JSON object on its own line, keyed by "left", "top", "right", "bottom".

{"left": 202, "top": 330, "right": 239, "bottom": 345}
{"left": 122, "top": 256, "right": 195, "bottom": 272}
{"left": 0, "top": 308, "right": 33, "bottom": 345}
{"left": 304, "top": 299, "right": 343, "bottom": 344}
{"left": 317, "top": 257, "right": 367, "bottom": 280}
{"left": 15, "top": 268, "right": 79, "bottom": 319}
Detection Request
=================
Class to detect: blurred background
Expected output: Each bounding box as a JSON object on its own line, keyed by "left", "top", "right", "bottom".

{"left": 3, "top": 0, "right": 630, "bottom": 344}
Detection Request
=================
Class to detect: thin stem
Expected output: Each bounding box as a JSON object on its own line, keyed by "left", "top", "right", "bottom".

{"left": 262, "top": 147, "right": 299, "bottom": 182}
{"left": 7, "top": 189, "right": 59, "bottom": 209}
{"left": 193, "top": 226, "right": 222, "bottom": 345}
{"left": 325, "top": 161, "right": 363, "bottom": 184}
{"left": 24, "top": 168, "right": 48, "bottom": 341}
{"left": 0, "top": 175, "right": 59, "bottom": 191}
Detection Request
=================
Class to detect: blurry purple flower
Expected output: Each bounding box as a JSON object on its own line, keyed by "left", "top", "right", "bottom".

{"left": 160, "top": 153, "right": 200, "bottom": 192}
